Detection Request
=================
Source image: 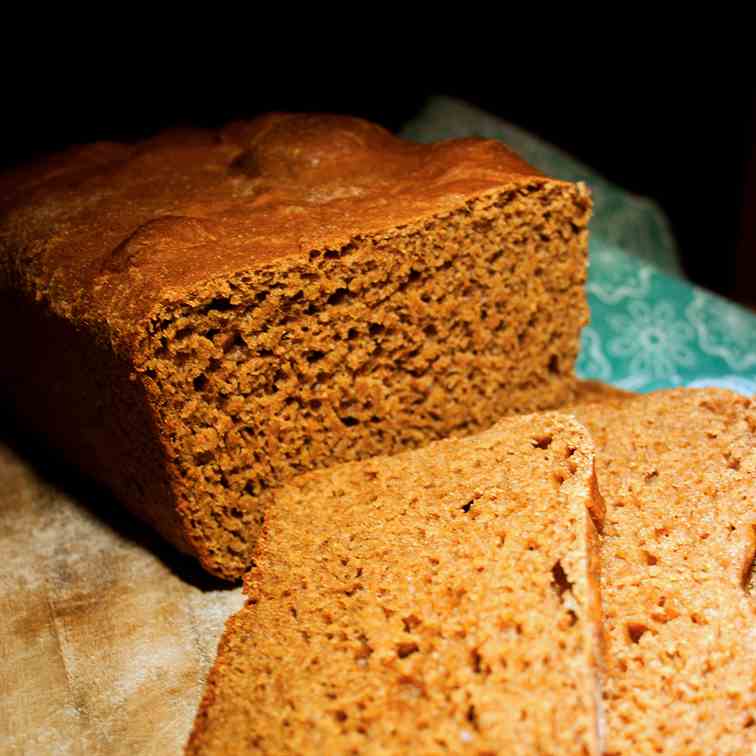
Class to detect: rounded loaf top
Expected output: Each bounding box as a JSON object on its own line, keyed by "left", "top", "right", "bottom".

{"left": 0, "top": 111, "right": 560, "bottom": 350}
{"left": 223, "top": 113, "right": 539, "bottom": 190}
{"left": 226, "top": 113, "right": 402, "bottom": 182}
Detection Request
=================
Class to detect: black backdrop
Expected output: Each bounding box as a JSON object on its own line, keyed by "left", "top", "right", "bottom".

{"left": 3, "top": 68, "right": 754, "bottom": 305}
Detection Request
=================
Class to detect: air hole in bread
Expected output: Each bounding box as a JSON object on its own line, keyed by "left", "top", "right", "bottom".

{"left": 532, "top": 434, "right": 553, "bottom": 449}
{"left": 307, "top": 350, "right": 325, "bottom": 363}
{"left": 472, "top": 218, "right": 494, "bottom": 234}
{"left": 626, "top": 622, "right": 649, "bottom": 644}
{"left": 550, "top": 560, "right": 573, "bottom": 600}
{"left": 327, "top": 287, "right": 349, "bottom": 306}
{"left": 354, "top": 635, "right": 373, "bottom": 661}
{"left": 643, "top": 550, "right": 659, "bottom": 566}
{"left": 461, "top": 500, "right": 473, "bottom": 513}
{"left": 344, "top": 583, "right": 363, "bottom": 597}
{"left": 742, "top": 525, "right": 756, "bottom": 594}
{"left": 470, "top": 648, "right": 482, "bottom": 674}
{"left": 402, "top": 614, "right": 421, "bottom": 633}
{"left": 206, "top": 297, "right": 233, "bottom": 312}
{"left": 222, "top": 331, "right": 246, "bottom": 353}
{"left": 396, "top": 642, "right": 419, "bottom": 659}
{"left": 725, "top": 451, "right": 741, "bottom": 470}
{"left": 466, "top": 705, "right": 480, "bottom": 731}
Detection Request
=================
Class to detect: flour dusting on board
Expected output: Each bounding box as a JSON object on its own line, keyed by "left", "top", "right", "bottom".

{"left": 0, "top": 441, "right": 243, "bottom": 755}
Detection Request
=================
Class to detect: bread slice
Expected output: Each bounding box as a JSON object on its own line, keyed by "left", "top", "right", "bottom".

{"left": 0, "top": 113, "right": 591, "bottom": 579}
{"left": 187, "top": 413, "right": 605, "bottom": 755}
{"left": 573, "top": 388, "right": 756, "bottom": 754}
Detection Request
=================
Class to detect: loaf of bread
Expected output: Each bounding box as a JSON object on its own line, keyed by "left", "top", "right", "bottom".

{"left": 573, "top": 388, "right": 756, "bottom": 754}
{"left": 187, "top": 412, "right": 605, "bottom": 754}
{"left": 0, "top": 114, "right": 591, "bottom": 579}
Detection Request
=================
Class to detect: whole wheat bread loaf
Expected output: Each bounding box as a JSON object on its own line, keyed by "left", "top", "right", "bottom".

{"left": 574, "top": 388, "right": 756, "bottom": 755}
{"left": 0, "top": 114, "right": 591, "bottom": 579}
{"left": 187, "top": 412, "right": 605, "bottom": 754}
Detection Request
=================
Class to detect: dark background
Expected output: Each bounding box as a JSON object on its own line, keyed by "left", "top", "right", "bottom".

{"left": 3, "top": 72, "right": 754, "bottom": 307}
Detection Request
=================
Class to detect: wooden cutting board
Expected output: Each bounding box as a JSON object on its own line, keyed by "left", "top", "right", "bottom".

{"left": 0, "top": 430, "right": 244, "bottom": 755}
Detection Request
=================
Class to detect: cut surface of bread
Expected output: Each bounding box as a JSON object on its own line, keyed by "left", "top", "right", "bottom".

{"left": 187, "top": 413, "right": 605, "bottom": 755}
{"left": 574, "top": 388, "right": 756, "bottom": 755}
{"left": 0, "top": 113, "right": 591, "bottom": 578}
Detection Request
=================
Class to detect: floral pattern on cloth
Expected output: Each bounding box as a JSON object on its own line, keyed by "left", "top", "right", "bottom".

{"left": 579, "top": 250, "right": 756, "bottom": 394}
{"left": 402, "top": 96, "right": 682, "bottom": 277}
{"left": 403, "top": 97, "right": 756, "bottom": 396}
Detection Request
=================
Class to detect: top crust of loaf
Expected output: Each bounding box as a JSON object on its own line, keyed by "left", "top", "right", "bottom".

{"left": 0, "top": 113, "right": 570, "bottom": 355}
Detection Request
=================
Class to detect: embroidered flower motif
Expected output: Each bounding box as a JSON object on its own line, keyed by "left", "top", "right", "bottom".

{"left": 686, "top": 291, "right": 756, "bottom": 371}
{"left": 608, "top": 300, "right": 696, "bottom": 382}
{"left": 576, "top": 327, "right": 612, "bottom": 380}
{"left": 587, "top": 245, "right": 653, "bottom": 304}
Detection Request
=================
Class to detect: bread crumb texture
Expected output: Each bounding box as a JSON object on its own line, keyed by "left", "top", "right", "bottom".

{"left": 574, "top": 388, "right": 756, "bottom": 755}
{"left": 0, "top": 114, "right": 591, "bottom": 579}
{"left": 187, "top": 413, "right": 604, "bottom": 755}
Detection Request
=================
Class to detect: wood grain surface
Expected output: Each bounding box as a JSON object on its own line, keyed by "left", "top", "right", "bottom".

{"left": 0, "top": 429, "right": 243, "bottom": 755}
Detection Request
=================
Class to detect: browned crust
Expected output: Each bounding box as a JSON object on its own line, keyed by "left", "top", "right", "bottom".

{"left": 0, "top": 113, "right": 557, "bottom": 355}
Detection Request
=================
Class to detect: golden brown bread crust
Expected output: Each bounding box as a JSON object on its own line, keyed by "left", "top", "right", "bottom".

{"left": 0, "top": 113, "right": 545, "bottom": 345}
{"left": 187, "top": 412, "right": 605, "bottom": 755}
{"left": 0, "top": 114, "right": 589, "bottom": 576}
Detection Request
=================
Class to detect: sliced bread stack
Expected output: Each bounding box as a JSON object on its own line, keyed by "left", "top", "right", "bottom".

{"left": 188, "top": 387, "right": 755, "bottom": 754}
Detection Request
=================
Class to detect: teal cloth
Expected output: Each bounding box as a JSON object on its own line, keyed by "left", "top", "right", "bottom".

{"left": 402, "top": 97, "right": 756, "bottom": 396}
